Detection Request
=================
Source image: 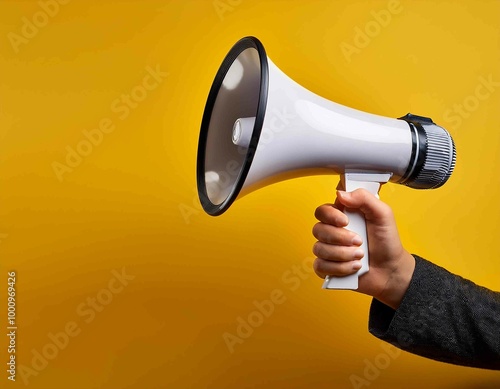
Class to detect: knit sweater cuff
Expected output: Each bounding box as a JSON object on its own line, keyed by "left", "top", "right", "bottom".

{"left": 368, "top": 255, "right": 452, "bottom": 346}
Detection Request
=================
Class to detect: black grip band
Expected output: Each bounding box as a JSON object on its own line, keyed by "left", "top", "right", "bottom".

{"left": 397, "top": 113, "right": 429, "bottom": 186}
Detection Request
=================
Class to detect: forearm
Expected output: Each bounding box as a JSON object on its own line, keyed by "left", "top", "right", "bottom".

{"left": 369, "top": 255, "right": 500, "bottom": 370}
{"left": 373, "top": 250, "right": 415, "bottom": 310}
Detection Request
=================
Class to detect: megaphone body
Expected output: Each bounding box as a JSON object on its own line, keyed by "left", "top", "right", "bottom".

{"left": 197, "top": 36, "right": 456, "bottom": 290}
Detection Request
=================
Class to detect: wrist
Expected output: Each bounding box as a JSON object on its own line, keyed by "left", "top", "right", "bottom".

{"left": 375, "top": 251, "right": 415, "bottom": 310}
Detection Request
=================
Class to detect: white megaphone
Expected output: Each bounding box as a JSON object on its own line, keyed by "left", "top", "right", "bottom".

{"left": 197, "top": 36, "right": 456, "bottom": 290}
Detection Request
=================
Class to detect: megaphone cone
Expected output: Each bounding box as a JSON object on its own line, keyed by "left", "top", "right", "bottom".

{"left": 197, "top": 36, "right": 456, "bottom": 290}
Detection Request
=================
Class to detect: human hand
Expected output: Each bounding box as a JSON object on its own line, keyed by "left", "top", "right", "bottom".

{"left": 312, "top": 189, "right": 415, "bottom": 309}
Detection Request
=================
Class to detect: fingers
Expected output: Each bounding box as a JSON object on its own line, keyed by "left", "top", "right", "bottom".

{"left": 312, "top": 220, "right": 364, "bottom": 278}
{"left": 315, "top": 189, "right": 393, "bottom": 225}
{"left": 314, "top": 204, "right": 348, "bottom": 226}
{"left": 336, "top": 189, "right": 393, "bottom": 223}
{"left": 313, "top": 257, "right": 362, "bottom": 278}
{"left": 313, "top": 241, "right": 364, "bottom": 261}
{"left": 312, "top": 190, "right": 387, "bottom": 280}
{"left": 312, "top": 222, "right": 361, "bottom": 246}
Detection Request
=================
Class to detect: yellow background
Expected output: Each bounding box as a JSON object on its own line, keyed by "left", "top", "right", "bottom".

{"left": 1, "top": 0, "right": 500, "bottom": 388}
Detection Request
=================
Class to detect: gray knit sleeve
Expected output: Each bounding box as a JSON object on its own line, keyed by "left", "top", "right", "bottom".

{"left": 368, "top": 255, "right": 500, "bottom": 370}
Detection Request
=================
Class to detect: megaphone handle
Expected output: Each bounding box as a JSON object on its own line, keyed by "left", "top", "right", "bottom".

{"left": 322, "top": 172, "right": 391, "bottom": 290}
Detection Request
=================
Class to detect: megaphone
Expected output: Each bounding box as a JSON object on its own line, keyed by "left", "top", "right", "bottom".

{"left": 197, "top": 36, "right": 456, "bottom": 290}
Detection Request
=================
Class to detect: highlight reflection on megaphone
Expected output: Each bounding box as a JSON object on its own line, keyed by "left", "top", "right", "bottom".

{"left": 197, "top": 36, "right": 456, "bottom": 290}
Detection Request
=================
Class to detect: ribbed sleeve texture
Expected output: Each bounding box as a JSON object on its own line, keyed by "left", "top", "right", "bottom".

{"left": 369, "top": 255, "right": 500, "bottom": 370}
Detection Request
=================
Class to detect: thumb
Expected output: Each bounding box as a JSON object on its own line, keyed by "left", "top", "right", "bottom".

{"left": 336, "top": 189, "right": 393, "bottom": 223}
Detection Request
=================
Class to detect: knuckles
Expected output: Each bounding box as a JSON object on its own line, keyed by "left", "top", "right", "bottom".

{"left": 312, "top": 223, "right": 324, "bottom": 240}
{"left": 380, "top": 202, "right": 394, "bottom": 219}
{"left": 313, "top": 257, "right": 353, "bottom": 277}
{"left": 312, "top": 257, "right": 326, "bottom": 276}
{"left": 314, "top": 205, "right": 327, "bottom": 221}
{"left": 314, "top": 204, "right": 336, "bottom": 223}
{"left": 312, "top": 241, "right": 323, "bottom": 258}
